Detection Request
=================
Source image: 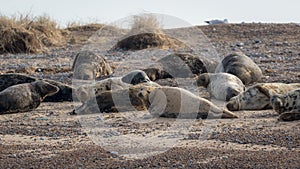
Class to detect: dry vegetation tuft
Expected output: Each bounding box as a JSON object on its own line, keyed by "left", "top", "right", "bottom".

{"left": 129, "top": 13, "right": 163, "bottom": 35}
{"left": 0, "top": 14, "right": 67, "bottom": 54}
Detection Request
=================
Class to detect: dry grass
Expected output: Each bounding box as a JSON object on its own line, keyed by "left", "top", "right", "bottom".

{"left": 0, "top": 14, "right": 67, "bottom": 54}
{"left": 129, "top": 13, "right": 163, "bottom": 35}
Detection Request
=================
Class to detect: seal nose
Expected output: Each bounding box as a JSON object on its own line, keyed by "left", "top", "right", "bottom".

{"left": 138, "top": 92, "right": 143, "bottom": 97}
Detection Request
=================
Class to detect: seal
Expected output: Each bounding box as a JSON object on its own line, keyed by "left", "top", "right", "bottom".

{"left": 215, "top": 52, "right": 263, "bottom": 85}
{"left": 158, "top": 53, "right": 208, "bottom": 77}
{"left": 137, "top": 86, "right": 238, "bottom": 119}
{"left": 121, "top": 70, "right": 152, "bottom": 85}
{"left": 278, "top": 110, "right": 300, "bottom": 121}
{"left": 142, "top": 53, "right": 209, "bottom": 82}
{"left": 73, "top": 84, "right": 238, "bottom": 119}
{"left": 43, "top": 79, "right": 74, "bottom": 102}
{"left": 75, "top": 70, "right": 160, "bottom": 102}
{"left": 270, "top": 89, "right": 300, "bottom": 114}
{"left": 0, "top": 73, "right": 36, "bottom": 92}
{"left": 196, "top": 73, "right": 245, "bottom": 101}
{"left": 142, "top": 67, "right": 172, "bottom": 81}
{"left": 0, "top": 80, "right": 59, "bottom": 114}
{"left": 142, "top": 67, "right": 178, "bottom": 87}
{"left": 72, "top": 83, "right": 155, "bottom": 114}
{"left": 72, "top": 50, "right": 113, "bottom": 80}
{"left": 226, "top": 83, "right": 300, "bottom": 111}
{"left": 0, "top": 73, "right": 74, "bottom": 102}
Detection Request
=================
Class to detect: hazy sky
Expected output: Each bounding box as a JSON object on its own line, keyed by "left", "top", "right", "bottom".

{"left": 0, "top": 0, "right": 299, "bottom": 27}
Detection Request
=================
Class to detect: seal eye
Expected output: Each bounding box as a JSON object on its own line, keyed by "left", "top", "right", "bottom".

{"left": 147, "top": 90, "right": 151, "bottom": 94}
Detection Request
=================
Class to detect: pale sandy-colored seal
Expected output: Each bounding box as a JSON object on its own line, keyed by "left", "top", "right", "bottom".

{"left": 270, "top": 89, "right": 300, "bottom": 114}
{"left": 226, "top": 83, "right": 300, "bottom": 111}
{"left": 196, "top": 73, "right": 245, "bottom": 101}
{"left": 0, "top": 80, "right": 59, "bottom": 114}
{"left": 0, "top": 73, "right": 74, "bottom": 102}
{"left": 137, "top": 86, "right": 238, "bottom": 119}
{"left": 72, "top": 50, "right": 113, "bottom": 80}
{"left": 215, "top": 52, "right": 263, "bottom": 85}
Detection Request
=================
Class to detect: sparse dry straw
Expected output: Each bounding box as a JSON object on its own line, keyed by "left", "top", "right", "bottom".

{"left": 0, "top": 14, "right": 66, "bottom": 54}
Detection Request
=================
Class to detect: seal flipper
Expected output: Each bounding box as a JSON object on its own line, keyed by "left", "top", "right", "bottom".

{"left": 278, "top": 110, "right": 300, "bottom": 121}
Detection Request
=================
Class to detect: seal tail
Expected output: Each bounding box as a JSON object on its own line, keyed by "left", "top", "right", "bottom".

{"left": 208, "top": 105, "right": 238, "bottom": 119}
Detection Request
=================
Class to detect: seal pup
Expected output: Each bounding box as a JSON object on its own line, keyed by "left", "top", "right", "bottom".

{"left": 137, "top": 86, "right": 238, "bottom": 119}
{"left": 215, "top": 52, "right": 263, "bottom": 85}
{"left": 0, "top": 80, "right": 59, "bottom": 114}
{"left": 226, "top": 83, "right": 300, "bottom": 111}
{"left": 270, "top": 89, "right": 300, "bottom": 114}
{"left": 196, "top": 73, "right": 245, "bottom": 101}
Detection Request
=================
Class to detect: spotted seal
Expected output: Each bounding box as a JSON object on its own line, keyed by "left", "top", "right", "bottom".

{"left": 278, "top": 110, "right": 300, "bottom": 121}
{"left": 72, "top": 50, "right": 113, "bottom": 80}
{"left": 226, "top": 83, "right": 300, "bottom": 111}
{"left": 270, "top": 89, "right": 300, "bottom": 114}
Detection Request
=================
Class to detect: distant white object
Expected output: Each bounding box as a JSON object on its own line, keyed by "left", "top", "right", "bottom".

{"left": 205, "top": 19, "right": 229, "bottom": 25}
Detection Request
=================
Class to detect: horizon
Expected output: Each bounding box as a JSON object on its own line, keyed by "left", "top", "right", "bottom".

{"left": 0, "top": 0, "right": 299, "bottom": 27}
